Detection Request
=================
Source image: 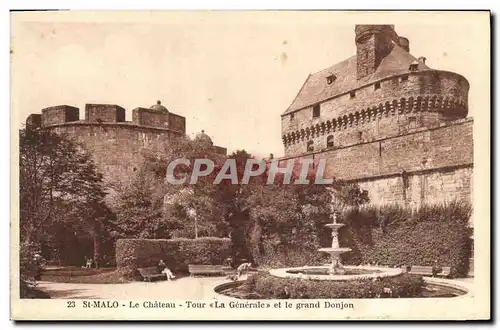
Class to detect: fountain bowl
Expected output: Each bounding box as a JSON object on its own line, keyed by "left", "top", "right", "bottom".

{"left": 318, "top": 247, "right": 352, "bottom": 254}
{"left": 324, "top": 223, "right": 346, "bottom": 230}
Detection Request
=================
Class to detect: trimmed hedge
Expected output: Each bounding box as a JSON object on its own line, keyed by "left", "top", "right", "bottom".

{"left": 252, "top": 201, "right": 472, "bottom": 278}
{"left": 250, "top": 272, "right": 424, "bottom": 299}
{"left": 340, "top": 201, "right": 472, "bottom": 278}
{"left": 116, "top": 237, "right": 231, "bottom": 274}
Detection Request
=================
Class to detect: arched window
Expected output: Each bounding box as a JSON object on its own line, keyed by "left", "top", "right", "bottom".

{"left": 307, "top": 140, "right": 314, "bottom": 152}
{"left": 327, "top": 135, "right": 334, "bottom": 148}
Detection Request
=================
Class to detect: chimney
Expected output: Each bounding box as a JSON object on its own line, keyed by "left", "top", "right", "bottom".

{"left": 418, "top": 56, "right": 426, "bottom": 65}
{"left": 398, "top": 37, "right": 410, "bottom": 52}
{"left": 355, "top": 25, "right": 397, "bottom": 79}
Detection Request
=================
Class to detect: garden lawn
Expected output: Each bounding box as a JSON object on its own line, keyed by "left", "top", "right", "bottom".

{"left": 40, "top": 267, "right": 130, "bottom": 284}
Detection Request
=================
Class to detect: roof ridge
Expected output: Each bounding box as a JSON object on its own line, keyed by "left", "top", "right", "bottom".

{"left": 284, "top": 73, "right": 312, "bottom": 113}
{"left": 309, "top": 55, "right": 357, "bottom": 76}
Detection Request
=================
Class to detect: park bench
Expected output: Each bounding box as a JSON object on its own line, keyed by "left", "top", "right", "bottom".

{"left": 408, "top": 265, "right": 451, "bottom": 277}
{"left": 188, "top": 264, "right": 225, "bottom": 277}
{"left": 138, "top": 267, "right": 168, "bottom": 282}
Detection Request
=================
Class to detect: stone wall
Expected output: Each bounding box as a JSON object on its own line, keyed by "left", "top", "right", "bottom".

{"left": 357, "top": 166, "right": 472, "bottom": 207}
{"left": 279, "top": 118, "right": 473, "bottom": 206}
{"left": 49, "top": 123, "right": 180, "bottom": 187}
{"left": 282, "top": 70, "right": 469, "bottom": 156}
{"left": 85, "top": 104, "right": 126, "bottom": 123}
{"left": 41, "top": 105, "right": 79, "bottom": 126}
{"left": 132, "top": 108, "right": 170, "bottom": 128}
{"left": 168, "top": 113, "right": 186, "bottom": 133}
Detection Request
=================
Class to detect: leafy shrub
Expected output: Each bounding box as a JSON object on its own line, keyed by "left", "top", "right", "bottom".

{"left": 20, "top": 279, "right": 51, "bottom": 299}
{"left": 115, "top": 237, "right": 231, "bottom": 276}
{"left": 250, "top": 272, "right": 423, "bottom": 299}
{"left": 254, "top": 200, "right": 472, "bottom": 278}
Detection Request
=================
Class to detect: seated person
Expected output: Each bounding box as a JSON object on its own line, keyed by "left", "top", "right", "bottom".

{"left": 157, "top": 260, "right": 175, "bottom": 281}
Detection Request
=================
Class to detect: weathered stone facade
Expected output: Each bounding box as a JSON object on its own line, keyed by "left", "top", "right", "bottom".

{"left": 280, "top": 24, "right": 473, "bottom": 206}
{"left": 26, "top": 101, "right": 226, "bottom": 188}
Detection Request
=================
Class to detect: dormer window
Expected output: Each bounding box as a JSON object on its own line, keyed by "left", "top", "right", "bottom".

{"left": 312, "top": 104, "right": 320, "bottom": 118}
{"left": 350, "top": 91, "right": 356, "bottom": 99}
{"left": 409, "top": 63, "right": 418, "bottom": 71}
{"left": 326, "top": 74, "right": 336, "bottom": 85}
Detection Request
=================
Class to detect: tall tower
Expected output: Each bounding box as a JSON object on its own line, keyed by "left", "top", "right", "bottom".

{"left": 355, "top": 25, "right": 398, "bottom": 79}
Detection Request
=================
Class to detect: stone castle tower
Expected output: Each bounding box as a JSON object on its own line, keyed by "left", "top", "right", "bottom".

{"left": 280, "top": 24, "right": 473, "bottom": 206}
{"left": 26, "top": 101, "right": 226, "bottom": 187}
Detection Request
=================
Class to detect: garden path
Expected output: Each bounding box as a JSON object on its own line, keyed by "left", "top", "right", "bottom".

{"left": 36, "top": 276, "right": 233, "bottom": 300}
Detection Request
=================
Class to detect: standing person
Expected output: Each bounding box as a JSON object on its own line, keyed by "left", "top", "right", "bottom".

{"left": 32, "top": 254, "right": 43, "bottom": 281}
{"left": 236, "top": 262, "right": 252, "bottom": 279}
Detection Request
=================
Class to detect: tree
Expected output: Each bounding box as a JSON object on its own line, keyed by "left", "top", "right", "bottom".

{"left": 111, "top": 169, "right": 166, "bottom": 239}
{"left": 111, "top": 133, "right": 228, "bottom": 239}
{"left": 19, "top": 125, "right": 108, "bottom": 265}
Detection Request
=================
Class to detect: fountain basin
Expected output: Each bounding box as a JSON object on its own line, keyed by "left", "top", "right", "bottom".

{"left": 269, "top": 265, "right": 402, "bottom": 281}
{"left": 214, "top": 275, "right": 472, "bottom": 299}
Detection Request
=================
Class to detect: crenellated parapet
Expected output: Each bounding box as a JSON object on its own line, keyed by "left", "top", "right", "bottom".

{"left": 282, "top": 94, "right": 467, "bottom": 148}
{"left": 27, "top": 101, "right": 186, "bottom": 134}
{"left": 25, "top": 100, "right": 190, "bottom": 187}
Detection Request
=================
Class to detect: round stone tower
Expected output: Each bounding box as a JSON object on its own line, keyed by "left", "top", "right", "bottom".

{"left": 26, "top": 101, "right": 186, "bottom": 188}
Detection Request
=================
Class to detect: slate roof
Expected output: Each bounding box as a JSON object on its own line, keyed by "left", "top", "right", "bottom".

{"left": 283, "top": 44, "right": 430, "bottom": 114}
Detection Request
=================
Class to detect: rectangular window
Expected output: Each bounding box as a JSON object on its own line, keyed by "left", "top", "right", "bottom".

{"left": 307, "top": 140, "right": 314, "bottom": 152}
{"left": 374, "top": 82, "right": 381, "bottom": 90}
{"left": 408, "top": 116, "right": 417, "bottom": 129}
{"left": 312, "top": 104, "right": 320, "bottom": 118}
{"left": 350, "top": 91, "right": 356, "bottom": 99}
{"left": 290, "top": 113, "right": 295, "bottom": 121}
{"left": 401, "top": 75, "right": 409, "bottom": 82}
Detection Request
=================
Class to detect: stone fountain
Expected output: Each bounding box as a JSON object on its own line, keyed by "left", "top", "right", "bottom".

{"left": 318, "top": 212, "right": 352, "bottom": 275}
{"left": 217, "top": 206, "right": 471, "bottom": 299}
{"left": 268, "top": 206, "right": 403, "bottom": 281}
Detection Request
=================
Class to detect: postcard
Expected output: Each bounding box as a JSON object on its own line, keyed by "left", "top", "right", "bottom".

{"left": 10, "top": 10, "right": 490, "bottom": 321}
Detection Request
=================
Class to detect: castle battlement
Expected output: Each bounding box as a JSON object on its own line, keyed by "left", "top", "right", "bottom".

{"left": 27, "top": 101, "right": 186, "bottom": 134}
{"left": 25, "top": 101, "right": 190, "bottom": 187}
{"left": 24, "top": 100, "right": 227, "bottom": 188}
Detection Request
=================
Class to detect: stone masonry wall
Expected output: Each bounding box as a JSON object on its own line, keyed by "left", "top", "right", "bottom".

{"left": 279, "top": 118, "right": 473, "bottom": 206}
{"left": 132, "top": 108, "right": 172, "bottom": 129}
{"left": 85, "top": 104, "right": 126, "bottom": 123}
{"left": 356, "top": 166, "right": 472, "bottom": 207}
{"left": 50, "top": 123, "right": 179, "bottom": 187}
{"left": 41, "top": 106, "right": 79, "bottom": 126}
{"left": 168, "top": 113, "right": 186, "bottom": 133}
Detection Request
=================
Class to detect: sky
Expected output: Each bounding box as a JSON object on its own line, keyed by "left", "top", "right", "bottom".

{"left": 10, "top": 11, "right": 490, "bottom": 157}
